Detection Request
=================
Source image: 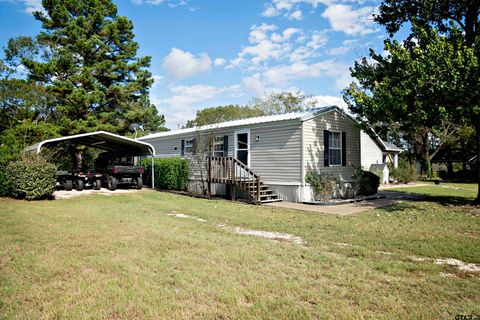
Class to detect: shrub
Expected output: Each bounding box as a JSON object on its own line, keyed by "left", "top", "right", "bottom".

{"left": 140, "top": 157, "right": 189, "bottom": 191}
{"left": 0, "top": 131, "right": 22, "bottom": 196}
{"left": 370, "top": 167, "right": 384, "bottom": 184}
{"left": 305, "top": 170, "right": 337, "bottom": 201}
{"left": 354, "top": 168, "right": 380, "bottom": 196}
{"left": 5, "top": 155, "right": 57, "bottom": 200}
{"left": 392, "top": 161, "right": 418, "bottom": 183}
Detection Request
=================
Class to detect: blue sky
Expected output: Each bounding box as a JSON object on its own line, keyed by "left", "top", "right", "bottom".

{"left": 0, "top": 0, "right": 394, "bottom": 129}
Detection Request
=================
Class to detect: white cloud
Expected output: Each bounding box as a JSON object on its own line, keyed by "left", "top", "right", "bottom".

{"left": 131, "top": 0, "right": 164, "bottom": 4}
{"left": 307, "top": 95, "right": 348, "bottom": 109}
{"left": 155, "top": 84, "right": 242, "bottom": 128}
{"left": 271, "top": 28, "right": 301, "bottom": 42}
{"left": 307, "top": 30, "right": 328, "bottom": 49}
{"left": 261, "top": 0, "right": 330, "bottom": 18}
{"left": 238, "top": 59, "right": 351, "bottom": 91}
{"left": 321, "top": 4, "right": 378, "bottom": 36}
{"left": 262, "top": 60, "right": 340, "bottom": 85}
{"left": 248, "top": 23, "right": 277, "bottom": 43}
{"left": 10, "top": 0, "right": 44, "bottom": 13}
{"left": 342, "top": 38, "right": 359, "bottom": 46}
{"left": 327, "top": 46, "right": 350, "bottom": 55}
{"left": 229, "top": 24, "right": 328, "bottom": 68}
{"left": 262, "top": 6, "right": 278, "bottom": 17}
{"left": 241, "top": 74, "right": 270, "bottom": 96}
{"left": 214, "top": 58, "right": 226, "bottom": 66}
{"left": 132, "top": 0, "right": 191, "bottom": 5}
{"left": 162, "top": 48, "right": 212, "bottom": 80}
{"left": 234, "top": 24, "right": 292, "bottom": 66}
{"left": 288, "top": 10, "right": 303, "bottom": 20}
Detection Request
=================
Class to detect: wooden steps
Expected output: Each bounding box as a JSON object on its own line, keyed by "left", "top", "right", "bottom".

{"left": 244, "top": 181, "right": 282, "bottom": 203}
{"left": 207, "top": 156, "right": 283, "bottom": 204}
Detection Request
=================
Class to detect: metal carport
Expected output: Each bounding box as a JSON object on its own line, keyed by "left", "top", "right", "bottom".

{"left": 26, "top": 131, "right": 156, "bottom": 187}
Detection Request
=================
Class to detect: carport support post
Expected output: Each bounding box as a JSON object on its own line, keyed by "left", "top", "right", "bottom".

{"left": 151, "top": 157, "right": 155, "bottom": 189}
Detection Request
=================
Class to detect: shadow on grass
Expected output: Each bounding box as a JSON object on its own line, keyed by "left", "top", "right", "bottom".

{"left": 383, "top": 190, "right": 474, "bottom": 207}
{"left": 380, "top": 201, "right": 418, "bottom": 212}
{"left": 420, "top": 195, "right": 474, "bottom": 206}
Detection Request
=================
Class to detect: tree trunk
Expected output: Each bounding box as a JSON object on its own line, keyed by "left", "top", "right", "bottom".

{"left": 474, "top": 126, "right": 480, "bottom": 205}
{"left": 74, "top": 148, "right": 84, "bottom": 172}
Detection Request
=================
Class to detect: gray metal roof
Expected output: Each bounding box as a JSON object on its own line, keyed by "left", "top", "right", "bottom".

{"left": 382, "top": 140, "right": 403, "bottom": 152}
{"left": 26, "top": 131, "right": 155, "bottom": 156}
{"left": 139, "top": 106, "right": 343, "bottom": 140}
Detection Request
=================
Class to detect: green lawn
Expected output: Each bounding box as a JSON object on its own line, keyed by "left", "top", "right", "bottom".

{"left": 1, "top": 189, "right": 479, "bottom": 319}
{"left": 419, "top": 181, "right": 478, "bottom": 190}
{"left": 388, "top": 182, "right": 478, "bottom": 205}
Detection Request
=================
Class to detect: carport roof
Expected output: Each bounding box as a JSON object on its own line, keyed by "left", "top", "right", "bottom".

{"left": 26, "top": 131, "right": 155, "bottom": 156}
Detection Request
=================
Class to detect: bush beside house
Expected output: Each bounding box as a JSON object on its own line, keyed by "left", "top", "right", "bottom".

{"left": 140, "top": 157, "right": 189, "bottom": 191}
{"left": 307, "top": 167, "right": 380, "bottom": 202}
{"left": 392, "top": 160, "right": 418, "bottom": 183}
{"left": 354, "top": 168, "right": 380, "bottom": 196}
{"left": 305, "top": 170, "right": 337, "bottom": 201}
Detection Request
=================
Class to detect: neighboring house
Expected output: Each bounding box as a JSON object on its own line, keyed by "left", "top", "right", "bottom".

{"left": 139, "top": 106, "right": 401, "bottom": 203}
{"left": 360, "top": 130, "right": 403, "bottom": 183}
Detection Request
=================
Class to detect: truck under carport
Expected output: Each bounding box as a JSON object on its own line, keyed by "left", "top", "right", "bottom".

{"left": 26, "top": 131, "right": 156, "bottom": 189}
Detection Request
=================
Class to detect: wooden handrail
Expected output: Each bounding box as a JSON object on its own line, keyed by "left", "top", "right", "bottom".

{"left": 207, "top": 156, "right": 261, "bottom": 202}
{"left": 209, "top": 156, "right": 259, "bottom": 179}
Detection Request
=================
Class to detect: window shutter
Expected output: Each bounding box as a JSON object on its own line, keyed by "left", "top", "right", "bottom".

{"left": 223, "top": 135, "right": 228, "bottom": 156}
{"left": 342, "top": 132, "right": 347, "bottom": 166}
{"left": 324, "top": 130, "right": 329, "bottom": 167}
{"left": 192, "top": 138, "right": 196, "bottom": 154}
{"left": 180, "top": 140, "right": 185, "bottom": 156}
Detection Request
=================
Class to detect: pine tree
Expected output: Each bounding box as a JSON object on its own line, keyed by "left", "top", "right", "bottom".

{"left": 6, "top": 0, "right": 166, "bottom": 136}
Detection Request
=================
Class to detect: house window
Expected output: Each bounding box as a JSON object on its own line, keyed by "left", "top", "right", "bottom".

{"left": 184, "top": 139, "right": 194, "bottom": 154}
{"left": 212, "top": 136, "right": 224, "bottom": 157}
{"left": 329, "top": 131, "right": 342, "bottom": 166}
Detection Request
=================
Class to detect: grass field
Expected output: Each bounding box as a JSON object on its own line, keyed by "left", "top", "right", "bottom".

{"left": 1, "top": 188, "right": 479, "bottom": 319}
{"left": 388, "top": 182, "right": 478, "bottom": 205}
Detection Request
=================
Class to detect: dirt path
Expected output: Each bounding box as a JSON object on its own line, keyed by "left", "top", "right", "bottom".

{"left": 54, "top": 188, "right": 141, "bottom": 199}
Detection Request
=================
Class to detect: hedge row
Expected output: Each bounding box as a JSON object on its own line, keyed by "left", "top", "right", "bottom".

{"left": 140, "top": 157, "right": 189, "bottom": 191}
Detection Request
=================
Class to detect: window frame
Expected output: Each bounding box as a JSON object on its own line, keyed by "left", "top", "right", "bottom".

{"left": 184, "top": 139, "right": 194, "bottom": 154}
{"left": 328, "top": 131, "right": 342, "bottom": 166}
{"left": 211, "top": 136, "right": 225, "bottom": 157}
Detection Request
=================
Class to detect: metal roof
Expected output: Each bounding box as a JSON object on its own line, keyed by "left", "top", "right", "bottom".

{"left": 26, "top": 131, "right": 155, "bottom": 156}
{"left": 139, "top": 106, "right": 341, "bottom": 140}
{"left": 382, "top": 140, "right": 403, "bottom": 152}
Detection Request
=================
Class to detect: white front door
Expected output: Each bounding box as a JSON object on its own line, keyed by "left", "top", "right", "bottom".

{"left": 234, "top": 129, "right": 250, "bottom": 166}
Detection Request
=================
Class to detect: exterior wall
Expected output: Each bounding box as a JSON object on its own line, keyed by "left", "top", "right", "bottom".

{"left": 360, "top": 130, "right": 384, "bottom": 169}
{"left": 141, "top": 120, "right": 302, "bottom": 184}
{"left": 142, "top": 110, "right": 363, "bottom": 203}
{"left": 267, "top": 183, "right": 301, "bottom": 202}
{"left": 249, "top": 120, "right": 301, "bottom": 183}
{"left": 303, "top": 110, "right": 361, "bottom": 182}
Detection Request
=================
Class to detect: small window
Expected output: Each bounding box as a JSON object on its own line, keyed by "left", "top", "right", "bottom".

{"left": 212, "top": 136, "right": 224, "bottom": 157}
{"left": 329, "top": 131, "right": 342, "bottom": 166}
{"left": 185, "top": 139, "right": 194, "bottom": 153}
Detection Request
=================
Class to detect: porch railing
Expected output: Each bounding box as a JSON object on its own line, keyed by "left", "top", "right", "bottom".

{"left": 207, "top": 156, "right": 260, "bottom": 202}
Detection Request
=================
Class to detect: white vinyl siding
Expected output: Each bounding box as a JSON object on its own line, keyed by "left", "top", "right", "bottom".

{"left": 303, "top": 110, "right": 361, "bottom": 181}
{"left": 360, "top": 130, "right": 383, "bottom": 169}
{"left": 249, "top": 120, "right": 302, "bottom": 183}
{"left": 141, "top": 120, "right": 302, "bottom": 184}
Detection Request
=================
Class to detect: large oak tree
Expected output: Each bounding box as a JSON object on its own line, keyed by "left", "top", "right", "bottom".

{"left": 345, "top": 1, "right": 480, "bottom": 204}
